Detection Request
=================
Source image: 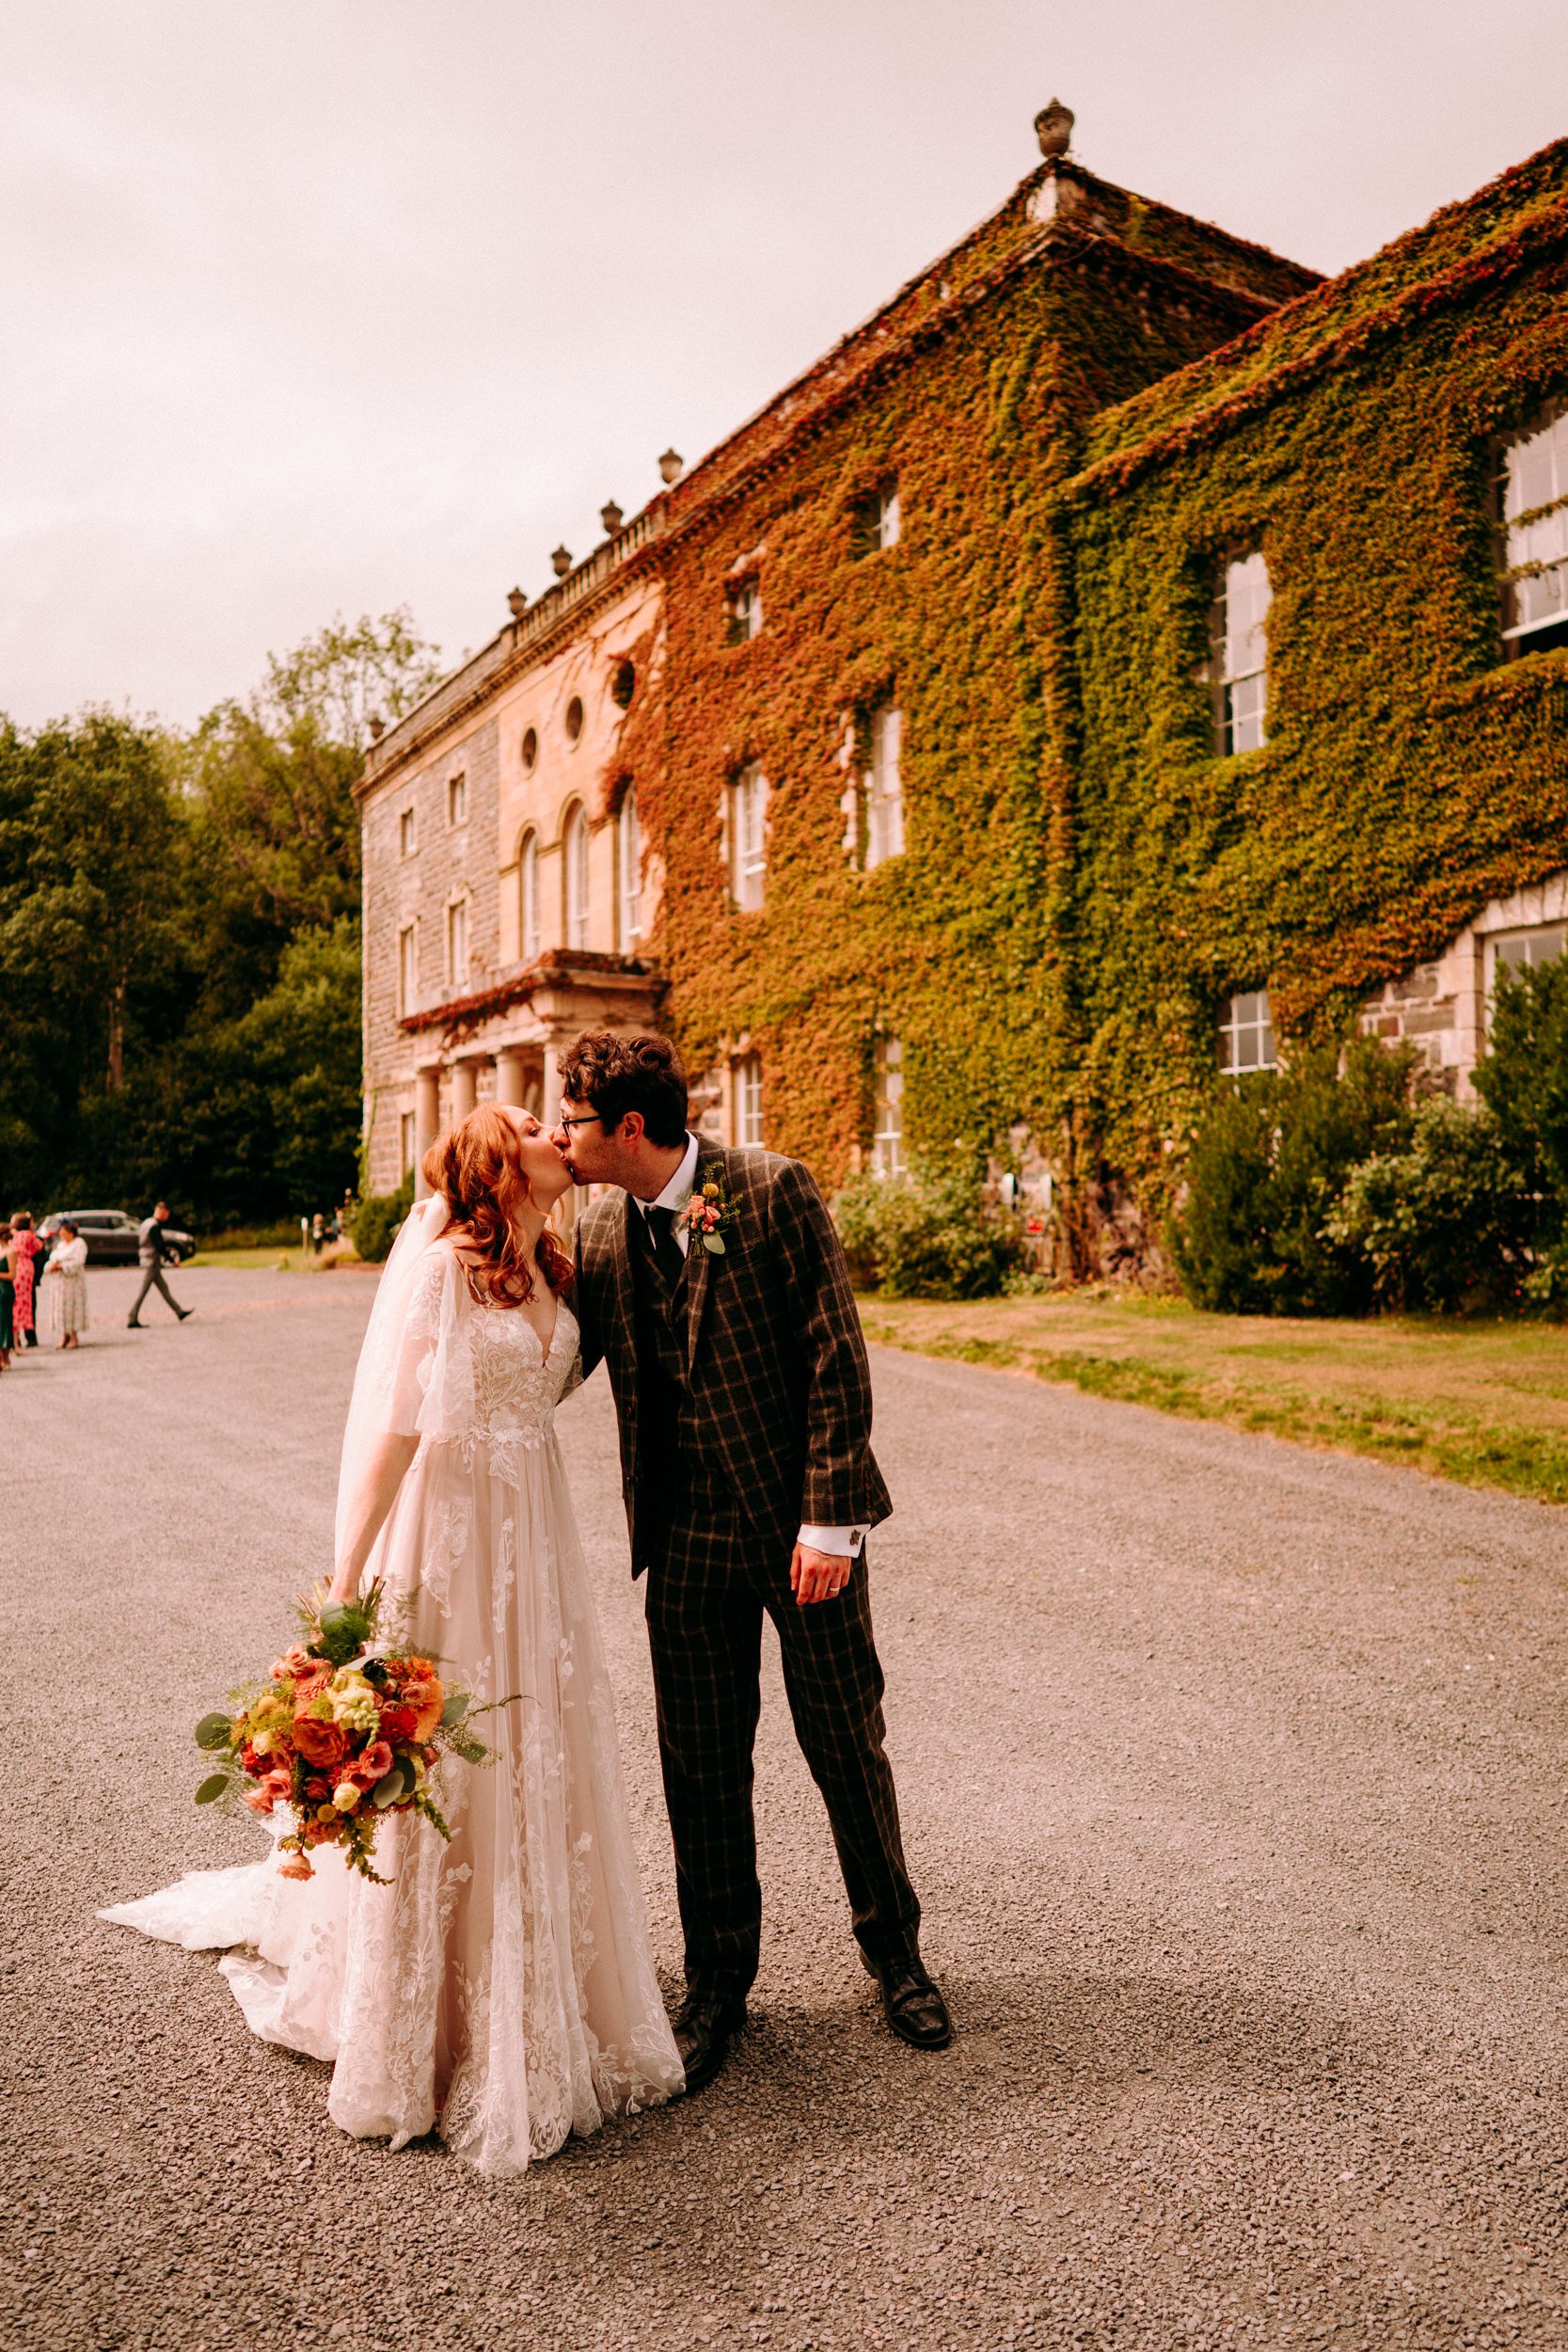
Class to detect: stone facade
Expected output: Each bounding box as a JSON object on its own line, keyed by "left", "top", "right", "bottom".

{"left": 1360, "top": 872, "right": 1568, "bottom": 1095}
{"left": 359, "top": 554, "right": 666, "bottom": 1200}
{"left": 360, "top": 112, "right": 1568, "bottom": 1243}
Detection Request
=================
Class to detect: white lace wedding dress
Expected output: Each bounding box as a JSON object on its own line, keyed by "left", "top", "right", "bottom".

{"left": 101, "top": 1223, "right": 684, "bottom": 2175}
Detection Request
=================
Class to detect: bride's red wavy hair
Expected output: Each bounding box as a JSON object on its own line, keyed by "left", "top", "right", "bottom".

{"left": 422, "top": 1104, "right": 573, "bottom": 1308}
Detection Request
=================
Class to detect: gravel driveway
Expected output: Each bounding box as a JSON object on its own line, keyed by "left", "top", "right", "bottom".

{"left": 5, "top": 1263, "right": 1568, "bottom": 2352}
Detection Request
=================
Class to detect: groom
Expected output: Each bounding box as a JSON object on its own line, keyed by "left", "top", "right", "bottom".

{"left": 556, "top": 1029, "right": 951, "bottom": 2092}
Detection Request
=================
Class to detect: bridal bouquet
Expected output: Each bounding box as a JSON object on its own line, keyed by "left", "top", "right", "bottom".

{"left": 192, "top": 1580, "right": 497, "bottom": 1883}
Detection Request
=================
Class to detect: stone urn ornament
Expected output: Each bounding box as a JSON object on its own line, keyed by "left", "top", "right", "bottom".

{"left": 1035, "top": 98, "right": 1074, "bottom": 160}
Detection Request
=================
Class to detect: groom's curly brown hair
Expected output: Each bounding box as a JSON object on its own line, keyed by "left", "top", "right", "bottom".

{"left": 558, "top": 1030, "right": 689, "bottom": 1146}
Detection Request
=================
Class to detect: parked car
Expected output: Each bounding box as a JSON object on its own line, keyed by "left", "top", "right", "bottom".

{"left": 36, "top": 1210, "right": 196, "bottom": 1266}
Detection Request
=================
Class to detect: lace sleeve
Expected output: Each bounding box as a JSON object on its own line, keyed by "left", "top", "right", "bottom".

{"left": 386, "top": 1249, "right": 450, "bottom": 1435}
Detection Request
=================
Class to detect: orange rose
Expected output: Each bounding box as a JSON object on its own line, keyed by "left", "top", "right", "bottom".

{"left": 293, "top": 1715, "right": 348, "bottom": 1770}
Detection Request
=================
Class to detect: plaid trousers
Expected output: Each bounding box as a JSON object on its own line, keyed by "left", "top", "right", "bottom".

{"left": 642, "top": 1476, "right": 922, "bottom": 1998}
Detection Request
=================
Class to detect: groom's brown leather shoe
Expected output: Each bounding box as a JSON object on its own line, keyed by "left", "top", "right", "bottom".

{"left": 673, "top": 1990, "right": 747, "bottom": 2096}
{"left": 863, "top": 1951, "right": 954, "bottom": 2049}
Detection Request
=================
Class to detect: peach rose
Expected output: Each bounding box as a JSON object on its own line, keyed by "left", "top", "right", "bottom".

{"left": 245, "top": 1787, "right": 276, "bottom": 1815}
{"left": 293, "top": 1715, "right": 348, "bottom": 1770}
{"left": 404, "top": 1679, "right": 445, "bottom": 1741}
{"left": 353, "top": 1740, "right": 394, "bottom": 1786}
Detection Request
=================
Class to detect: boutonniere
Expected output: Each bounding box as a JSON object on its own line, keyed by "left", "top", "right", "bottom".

{"left": 678, "top": 1173, "right": 738, "bottom": 1257}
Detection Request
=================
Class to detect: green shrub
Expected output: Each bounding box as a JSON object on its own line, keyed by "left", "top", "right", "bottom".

{"left": 1474, "top": 958, "right": 1568, "bottom": 1217}
{"left": 1325, "top": 1098, "right": 1539, "bottom": 1313}
{"left": 351, "top": 1170, "right": 414, "bottom": 1264}
{"left": 833, "top": 1163, "right": 1025, "bottom": 1301}
{"left": 1172, "top": 1039, "right": 1416, "bottom": 1315}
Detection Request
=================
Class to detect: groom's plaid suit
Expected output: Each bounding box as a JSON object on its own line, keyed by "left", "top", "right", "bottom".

{"left": 574, "top": 1143, "right": 921, "bottom": 1997}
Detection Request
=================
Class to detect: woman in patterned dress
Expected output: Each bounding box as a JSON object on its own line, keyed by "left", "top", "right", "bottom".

{"left": 44, "top": 1220, "right": 88, "bottom": 1347}
{"left": 9, "top": 1210, "right": 40, "bottom": 1348}
{"left": 0, "top": 1222, "right": 14, "bottom": 1370}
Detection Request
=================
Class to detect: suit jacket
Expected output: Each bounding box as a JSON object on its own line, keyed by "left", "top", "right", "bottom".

{"left": 573, "top": 1144, "right": 892, "bottom": 1573}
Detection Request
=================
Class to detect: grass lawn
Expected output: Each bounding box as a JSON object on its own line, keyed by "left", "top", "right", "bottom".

{"left": 184, "top": 1247, "right": 371, "bottom": 1272}
{"left": 857, "top": 1291, "right": 1568, "bottom": 1508}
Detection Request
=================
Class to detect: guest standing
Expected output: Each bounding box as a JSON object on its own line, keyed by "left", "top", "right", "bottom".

{"left": 10, "top": 1211, "right": 41, "bottom": 1348}
{"left": 0, "top": 1222, "right": 14, "bottom": 1371}
{"left": 44, "top": 1220, "right": 88, "bottom": 1349}
{"left": 127, "top": 1201, "right": 191, "bottom": 1328}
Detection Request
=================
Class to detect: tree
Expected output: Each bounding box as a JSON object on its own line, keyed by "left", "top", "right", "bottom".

{"left": 0, "top": 610, "right": 440, "bottom": 1226}
{"left": 179, "top": 609, "right": 443, "bottom": 1020}
{"left": 257, "top": 609, "right": 444, "bottom": 752}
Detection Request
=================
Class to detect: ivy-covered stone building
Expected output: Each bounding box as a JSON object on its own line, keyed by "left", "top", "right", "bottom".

{"left": 359, "top": 106, "right": 1568, "bottom": 1261}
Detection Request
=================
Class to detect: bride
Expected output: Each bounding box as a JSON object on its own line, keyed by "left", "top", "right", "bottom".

{"left": 102, "top": 1104, "right": 685, "bottom": 2173}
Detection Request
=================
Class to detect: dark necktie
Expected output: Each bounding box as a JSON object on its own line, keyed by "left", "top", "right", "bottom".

{"left": 646, "top": 1204, "right": 685, "bottom": 1286}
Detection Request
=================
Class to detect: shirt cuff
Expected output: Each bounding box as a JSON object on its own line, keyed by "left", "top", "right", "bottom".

{"left": 797, "top": 1523, "right": 866, "bottom": 1559}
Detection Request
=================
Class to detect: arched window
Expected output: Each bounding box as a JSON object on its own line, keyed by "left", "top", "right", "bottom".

{"left": 562, "top": 803, "right": 590, "bottom": 949}
{"left": 519, "top": 830, "right": 541, "bottom": 961}
{"left": 1210, "top": 549, "right": 1271, "bottom": 755}
{"left": 619, "top": 786, "right": 642, "bottom": 947}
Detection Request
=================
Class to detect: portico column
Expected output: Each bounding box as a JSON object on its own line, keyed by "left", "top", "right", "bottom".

{"left": 541, "top": 1038, "right": 564, "bottom": 1128}
{"left": 493, "top": 1047, "right": 528, "bottom": 1106}
{"left": 413, "top": 1065, "right": 440, "bottom": 1201}
{"left": 451, "top": 1060, "right": 479, "bottom": 1120}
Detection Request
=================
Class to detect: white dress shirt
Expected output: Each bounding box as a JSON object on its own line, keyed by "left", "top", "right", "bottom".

{"left": 632, "top": 1134, "right": 865, "bottom": 1560}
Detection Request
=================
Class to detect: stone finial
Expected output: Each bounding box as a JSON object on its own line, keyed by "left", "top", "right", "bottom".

{"left": 600, "top": 499, "right": 625, "bottom": 537}
{"left": 367, "top": 713, "right": 385, "bottom": 740}
{"left": 506, "top": 586, "right": 528, "bottom": 620}
{"left": 1035, "top": 98, "right": 1073, "bottom": 160}
{"left": 550, "top": 545, "right": 572, "bottom": 578}
{"left": 657, "top": 447, "right": 684, "bottom": 485}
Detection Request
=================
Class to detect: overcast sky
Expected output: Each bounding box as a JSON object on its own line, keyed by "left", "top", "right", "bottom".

{"left": 4, "top": 1, "right": 1564, "bottom": 732}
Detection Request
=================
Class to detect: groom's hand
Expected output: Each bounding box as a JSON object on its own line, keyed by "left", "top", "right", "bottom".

{"left": 790, "top": 1542, "right": 850, "bottom": 1606}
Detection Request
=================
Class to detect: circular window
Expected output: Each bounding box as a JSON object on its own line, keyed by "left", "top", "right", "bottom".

{"left": 564, "top": 695, "right": 584, "bottom": 744}
{"left": 520, "top": 725, "right": 538, "bottom": 772}
{"left": 611, "top": 659, "right": 635, "bottom": 709}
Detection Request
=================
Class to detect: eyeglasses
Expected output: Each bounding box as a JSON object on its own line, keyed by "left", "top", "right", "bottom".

{"left": 558, "top": 1112, "right": 602, "bottom": 1132}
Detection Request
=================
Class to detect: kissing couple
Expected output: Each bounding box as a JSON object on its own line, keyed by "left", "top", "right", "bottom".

{"left": 104, "top": 1029, "right": 951, "bottom": 2174}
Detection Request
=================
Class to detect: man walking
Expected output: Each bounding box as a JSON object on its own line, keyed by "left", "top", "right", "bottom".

{"left": 127, "top": 1202, "right": 191, "bottom": 1329}
{"left": 557, "top": 1030, "right": 950, "bottom": 2095}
